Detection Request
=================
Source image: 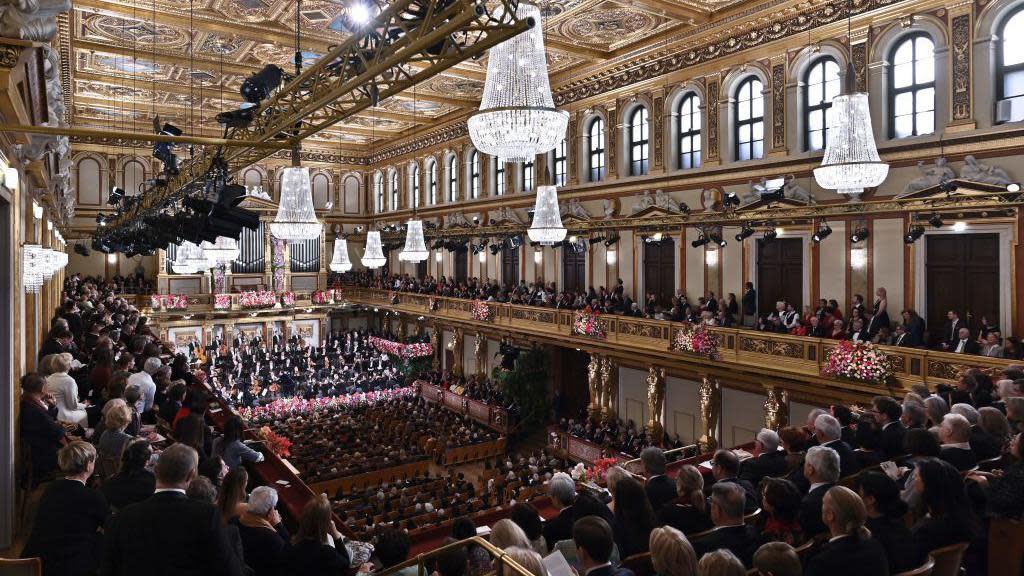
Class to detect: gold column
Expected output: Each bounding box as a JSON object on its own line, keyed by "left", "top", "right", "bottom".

{"left": 646, "top": 366, "right": 666, "bottom": 445}
{"left": 474, "top": 331, "right": 486, "bottom": 378}
{"left": 451, "top": 328, "right": 463, "bottom": 376}
{"left": 698, "top": 376, "right": 721, "bottom": 452}
{"left": 587, "top": 353, "right": 602, "bottom": 419}
{"left": 600, "top": 355, "right": 617, "bottom": 419}
{"left": 430, "top": 325, "right": 441, "bottom": 370}
{"left": 763, "top": 386, "right": 789, "bottom": 431}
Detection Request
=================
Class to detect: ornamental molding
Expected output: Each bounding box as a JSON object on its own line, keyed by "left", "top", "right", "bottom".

{"left": 371, "top": 122, "right": 469, "bottom": 164}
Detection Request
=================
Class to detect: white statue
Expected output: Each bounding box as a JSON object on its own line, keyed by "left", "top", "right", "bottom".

{"left": 960, "top": 155, "right": 1012, "bottom": 186}
{"left": 700, "top": 188, "right": 717, "bottom": 210}
{"left": 446, "top": 211, "right": 474, "bottom": 228}
{"left": 654, "top": 189, "right": 679, "bottom": 212}
{"left": 901, "top": 158, "right": 956, "bottom": 196}
{"left": 0, "top": 0, "right": 72, "bottom": 42}
{"left": 632, "top": 190, "right": 656, "bottom": 213}
{"left": 493, "top": 206, "right": 525, "bottom": 225}
{"left": 783, "top": 174, "right": 813, "bottom": 204}
{"left": 561, "top": 198, "right": 591, "bottom": 220}
{"left": 601, "top": 198, "right": 616, "bottom": 219}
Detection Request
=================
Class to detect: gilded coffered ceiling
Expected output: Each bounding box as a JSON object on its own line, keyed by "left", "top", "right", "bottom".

{"left": 58, "top": 0, "right": 774, "bottom": 155}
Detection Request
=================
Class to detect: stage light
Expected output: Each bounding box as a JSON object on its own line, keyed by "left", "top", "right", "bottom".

{"left": 507, "top": 235, "right": 522, "bottom": 249}
{"left": 1008, "top": 183, "right": 1021, "bottom": 193}
{"left": 489, "top": 244, "right": 501, "bottom": 255}
{"left": 108, "top": 187, "right": 125, "bottom": 205}
{"left": 928, "top": 213, "right": 943, "bottom": 228}
{"left": 478, "top": 251, "right": 486, "bottom": 263}
{"left": 241, "top": 64, "right": 284, "bottom": 105}
{"left": 106, "top": 254, "right": 117, "bottom": 264}
{"left": 850, "top": 227, "right": 870, "bottom": 243}
{"left": 904, "top": 225, "right": 925, "bottom": 244}
{"left": 691, "top": 234, "right": 708, "bottom": 248}
{"left": 735, "top": 226, "right": 755, "bottom": 242}
{"left": 708, "top": 232, "right": 727, "bottom": 247}
{"left": 533, "top": 250, "right": 542, "bottom": 264}
{"left": 160, "top": 123, "right": 182, "bottom": 137}
{"left": 588, "top": 236, "right": 605, "bottom": 245}
{"left": 812, "top": 223, "right": 832, "bottom": 243}
{"left": 763, "top": 229, "right": 778, "bottom": 243}
{"left": 952, "top": 221, "right": 967, "bottom": 232}
{"left": 96, "top": 214, "right": 108, "bottom": 227}
{"left": 349, "top": 2, "right": 371, "bottom": 24}
{"left": 723, "top": 192, "right": 741, "bottom": 207}
{"left": 678, "top": 202, "right": 690, "bottom": 214}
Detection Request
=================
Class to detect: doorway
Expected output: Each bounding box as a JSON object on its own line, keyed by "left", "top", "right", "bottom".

{"left": 643, "top": 238, "right": 676, "bottom": 307}
{"left": 757, "top": 237, "right": 803, "bottom": 314}
{"left": 562, "top": 246, "right": 586, "bottom": 293}
{"left": 925, "top": 233, "right": 1000, "bottom": 342}
{"left": 502, "top": 245, "right": 519, "bottom": 286}
{"left": 454, "top": 246, "right": 468, "bottom": 284}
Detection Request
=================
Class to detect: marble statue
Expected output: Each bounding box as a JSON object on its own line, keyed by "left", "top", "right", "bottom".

{"left": 654, "top": 189, "right": 679, "bottom": 212}
{"left": 960, "top": 155, "right": 1013, "bottom": 186}
{"left": 701, "top": 188, "right": 718, "bottom": 211}
{"left": 561, "top": 197, "right": 591, "bottom": 220}
{"left": 601, "top": 198, "right": 616, "bottom": 219}
{"left": 901, "top": 158, "right": 956, "bottom": 196}
{"left": 446, "top": 211, "right": 475, "bottom": 228}
{"left": 493, "top": 205, "right": 526, "bottom": 225}
{"left": 632, "top": 190, "right": 656, "bottom": 213}
{"left": 0, "top": 0, "right": 72, "bottom": 42}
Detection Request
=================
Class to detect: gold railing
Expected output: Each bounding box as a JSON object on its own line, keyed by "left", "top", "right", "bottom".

{"left": 376, "top": 536, "right": 535, "bottom": 576}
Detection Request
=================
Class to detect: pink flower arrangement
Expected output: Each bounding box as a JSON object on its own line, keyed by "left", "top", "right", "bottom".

{"left": 472, "top": 300, "right": 493, "bottom": 321}
{"left": 822, "top": 341, "right": 893, "bottom": 384}
{"left": 369, "top": 336, "right": 434, "bottom": 359}
{"left": 238, "top": 386, "right": 417, "bottom": 424}
{"left": 150, "top": 294, "right": 162, "bottom": 310}
{"left": 165, "top": 294, "right": 189, "bottom": 311}
{"left": 572, "top": 311, "right": 606, "bottom": 339}
{"left": 239, "top": 290, "right": 278, "bottom": 310}
{"left": 672, "top": 322, "right": 721, "bottom": 360}
{"left": 312, "top": 290, "right": 335, "bottom": 304}
{"left": 280, "top": 291, "right": 296, "bottom": 307}
{"left": 214, "top": 294, "right": 233, "bottom": 310}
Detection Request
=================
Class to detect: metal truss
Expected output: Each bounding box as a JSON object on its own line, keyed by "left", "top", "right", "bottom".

{"left": 103, "top": 0, "right": 533, "bottom": 231}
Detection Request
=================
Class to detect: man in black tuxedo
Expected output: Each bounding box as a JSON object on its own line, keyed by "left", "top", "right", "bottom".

{"left": 803, "top": 486, "right": 890, "bottom": 576}
{"left": 101, "top": 443, "right": 243, "bottom": 576}
{"left": 797, "top": 445, "right": 840, "bottom": 537}
{"left": 710, "top": 449, "right": 759, "bottom": 513}
{"left": 940, "top": 311, "right": 963, "bottom": 350}
{"left": 641, "top": 446, "right": 677, "bottom": 511}
{"left": 542, "top": 472, "right": 577, "bottom": 547}
{"left": 950, "top": 327, "right": 980, "bottom": 355}
{"left": 739, "top": 428, "right": 787, "bottom": 485}
{"left": 691, "top": 483, "right": 757, "bottom": 567}
{"left": 892, "top": 324, "right": 912, "bottom": 347}
{"left": 572, "top": 516, "right": 635, "bottom": 576}
{"left": 938, "top": 413, "right": 978, "bottom": 471}
{"left": 871, "top": 396, "right": 907, "bottom": 459}
{"left": 813, "top": 414, "right": 858, "bottom": 479}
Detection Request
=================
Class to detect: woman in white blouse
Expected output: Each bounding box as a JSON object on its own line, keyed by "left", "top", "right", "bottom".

{"left": 45, "top": 353, "right": 88, "bottom": 427}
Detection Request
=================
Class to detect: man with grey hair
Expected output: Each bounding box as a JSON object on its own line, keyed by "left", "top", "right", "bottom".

{"left": 101, "top": 443, "right": 242, "bottom": 576}
{"left": 938, "top": 413, "right": 977, "bottom": 471}
{"left": 804, "top": 408, "right": 828, "bottom": 448}
{"left": 641, "top": 446, "right": 677, "bottom": 511}
{"left": 543, "top": 472, "right": 577, "bottom": 546}
{"left": 691, "top": 482, "right": 756, "bottom": 567}
{"left": 798, "top": 445, "right": 840, "bottom": 536}
{"left": 232, "top": 485, "right": 289, "bottom": 576}
{"left": 740, "top": 428, "right": 787, "bottom": 485}
{"left": 901, "top": 400, "right": 927, "bottom": 430}
{"left": 814, "top": 413, "right": 857, "bottom": 478}
{"left": 126, "top": 356, "right": 162, "bottom": 413}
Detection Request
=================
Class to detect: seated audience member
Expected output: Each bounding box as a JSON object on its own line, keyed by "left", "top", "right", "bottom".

{"left": 909, "top": 458, "right": 980, "bottom": 559}
{"left": 543, "top": 472, "right": 577, "bottom": 546}
{"left": 740, "top": 428, "right": 787, "bottom": 485}
{"left": 803, "top": 487, "right": 889, "bottom": 576}
{"left": 374, "top": 528, "right": 417, "bottom": 576}
{"left": 496, "top": 547, "right": 545, "bottom": 576}
{"left": 969, "top": 405, "right": 1007, "bottom": 460}
{"left": 641, "top": 446, "right": 677, "bottom": 511}
{"left": 97, "top": 402, "right": 134, "bottom": 479}
{"left": 509, "top": 502, "right": 548, "bottom": 555}
{"left": 778, "top": 426, "right": 809, "bottom": 492}
{"left": 46, "top": 353, "right": 88, "bottom": 427}
{"left": 709, "top": 449, "right": 758, "bottom": 513}
{"left": 697, "top": 549, "right": 746, "bottom": 576}
{"left": 490, "top": 519, "right": 532, "bottom": 550}
{"left": 871, "top": 396, "right": 906, "bottom": 459}
{"left": 751, "top": 542, "right": 801, "bottom": 576}
{"left": 435, "top": 540, "right": 470, "bottom": 576}
{"left": 900, "top": 400, "right": 927, "bottom": 431}
{"left": 572, "top": 516, "right": 634, "bottom": 576}
{"left": 951, "top": 327, "right": 980, "bottom": 355}
{"left": 231, "top": 486, "right": 290, "bottom": 576}
{"left": 938, "top": 413, "right": 978, "bottom": 471}
{"left": 970, "top": 432, "right": 1023, "bottom": 519}
{"left": 648, "top": 526, "right": 697, "bottom": 576}
{"left": 158, "top": 382, "right": 186, "bottom": 427}
{"left": 611, "top": 475, "right": 657, "bottom": 558}
{"left": 691, "top": 483, "right": 756, "bottom": 567}
{"left": 187, "top": 476, "right": 249, "bottom": 576}
{"left": 813, "top": 414, "right": 858, "bottom": 478}
{"left": 452, "top": 516, "right": 492, "bottom": 576}
{"left": 100, "top": 439, "right": 156, "bottom": 510}
{"left": 101, "top": 443, "right": 243, "bottom": 576}
{"left": 756, "top": 478, "right": 803, "bottom": 547}
{"left": 658, "top": 465, "right": 712, "bottom": 535}
{"left": 212, "top": 415, "right": 265, "bottom": 469}
{"left": 856, "top": 471, "right": 922, "bottom": 573}
{"left": 218, "top": 466, "right": 249, "bottom": 521}
{"left": 798, "top": 446, "right": 840, "bottom": 536}
{"left": 280, "top": 494, "right": 351, "bottom": 576}
{"left": 851, "top": 420, "right": 886, "bottom": 470}
{"left": 127, "top": 357, "right": 161, "bottom": 415}
{"left": 22, "top": 441, "right": 108, "bottom": 576}
{"left": 19, "top": 372, "right": 66, "bottom": 486}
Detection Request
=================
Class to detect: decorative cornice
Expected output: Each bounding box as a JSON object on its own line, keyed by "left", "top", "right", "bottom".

{"left": 56, "top": 12, "right": 73, "bottom": 126}
{"left": 370, "top": 122, "right": 469, "bottom": 164}
{"left": 67, "top": 136, "right": 368, "bottom": 165}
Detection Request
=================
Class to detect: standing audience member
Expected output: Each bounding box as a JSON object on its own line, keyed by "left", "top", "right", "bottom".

{"left": 187, "top": 476, "right": 250, "bottom": 576}
{"left": 641, "top": 447, "right": 677, "bottom": 511}
{"left": 611, "top": 475, "right": 657, "bottom": 558}
{"left": 219, "top": 466, "right": 250, "bottom": 521}
{"left": 969, "top": 432, "right": 1024, "bottom": 519}
{"left": 798, "top": 446, "right": 840, "bottom": 536}
{"left": 803, "top": 486, "right": 890, "bottom": 576}
{"left": 451, "top": 516, "right": 492, "bottom": 576}
{"left": 280, "top": 494, "right": 351, "bottom": 576}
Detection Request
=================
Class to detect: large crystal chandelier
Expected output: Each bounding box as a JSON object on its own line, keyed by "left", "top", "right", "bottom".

{"left": 813, "top": 92, "right": 888, "bottom": 199}
{"left": 467, "top": 3, "right": 568, "bottom": 162}
{"left": 361, "top": 230, "right": 387, "bottom": 268}
{"left": 171, "top": 241, "right": 204, "bottom": 274}
{"left": 329, "top": 238, "right": 353, "bottom": 272}
{"left": 270, "top": 151, "right": 322, "bottom": 241}
{"left": 528, "top": 185, "right": 567, "bottom": 245}
{"left": 202, "top": 236, "right": 240, "bottom": 266}
{"left": 399, "top": 220, "right": 428, "bottom": 262}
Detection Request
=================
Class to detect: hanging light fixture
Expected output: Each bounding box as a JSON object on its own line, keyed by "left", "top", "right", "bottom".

{"left": 468, "top": 3, "right": 567, "bottom": 162}
{"left": 528, "top": 185, "right": 566, "bottom": 245}
{"left": 813, "top": 0, "right": 888, "bottom": 200}
{"left": 330, "top": 237, "right": 353, "bottom": 272}
{"left": 202, "top": 236, "right": 240, "bottom": 266}
{"left": 362, "top": 230, "right": 387, "bottom": 268}
{"left": 22, "top": 244, "right": 43, "bottom": 293}
{"left": 399, "top": 219, "right": 429, "bottom": 262}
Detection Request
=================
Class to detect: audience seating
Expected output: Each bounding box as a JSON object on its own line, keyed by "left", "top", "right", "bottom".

{"left": 894, "top": 557, "right": 935, "bottom": 576}
{"left": 929, "top": 542, "right": 970, "bottom": 576}
{"left": 621, "top": 552, "right": 654, "bottom": 576}
{"left": 0, "top": 557, "right": 42, "bottom": 576}
{"left": 988, "top": 518, "right": 1024, "bottom": 576}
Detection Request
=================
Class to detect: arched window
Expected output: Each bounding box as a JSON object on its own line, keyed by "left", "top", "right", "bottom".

{"left": 998, "top": 8, "right": 1024, "bottom": 122}
{"left": 428, "top": 160, "right": 438, "bottom": 205}
{"left": 588, "top": 117, "right": 606, "bottom": 182}
{"left": 628, "top": 106, "right": 649, "bottom": 175}
{"left": 804, "top": 56, "right": 841, "bottom": 151}
{"left": 677, "top": 94, "right": 702, "bottom": 169}
{"left": 469, "top": 150, "right": 480, "bottom": 199}
{"left": 374, "top": 173, "right": 384, "bottom": 213}
{"left": 447, "top": 155, "right": 458, "bottom": 202}
{"left": 522, "top": 160, "right": 534, "bottom": 192}
{"left": 495, "top": 162, "right": 505, "bottom": 196}
{"left": 390, "top": 170, "right": 399, "bottom": 210}
{"left": 735, "top": 77, "right": 764, "bottom": 161}
{"left": 889, "top": 33, "right": 935, "bottom": 138}
{"left": 411, "top": 165, "right": 420, "bottom": 209}
{"left": 553, "top": 139, "right": 567, "bottom": 187}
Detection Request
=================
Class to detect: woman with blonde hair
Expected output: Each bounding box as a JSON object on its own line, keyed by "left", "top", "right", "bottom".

{"left": 490, "top": 519, "right": 531, "bottom": 550}
{"left": 649, "top": 526, "right": 697, "bottom": 576}
{"left": 657, "top": 465, "right": 711, "bottom": 534}
{"left": 803, "top": 486, "right": 888, "bottom": 576}
{"left": 281, "top": 494, "right": 350, "bottom": 575}
{"left": 604, "top": 465, "right": 630, "bottom": 513}
{"left": 497, "top": 546, "right": 546, "bottom": 576}
{"left": 46, "top": 353, "right": 88, "bottom": 426}
{"left": 97, "top": 401, "right": 133, "bottom": 478}
{"left": 697, "top": 549, "right": 745, "bottom": 576}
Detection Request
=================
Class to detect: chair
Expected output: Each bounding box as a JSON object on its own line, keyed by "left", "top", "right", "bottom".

{"left": 894, "top": 556, "right": 935, "bottom": 576}
{"left": 621, "top": 553, "right": 654, "bottom": 576}
{"left": 989, "top": 518, "right": 1024, "bottom": 576}
{"left": 793, "top": 539, "right": 815, "bottom": 561}
{"left": 928, "top": 542, "right": 969, "bottom": 576}
{"left": 0, "top": 557, "right": 42, "bottom": 576}
{"left": 743, "top": 508, "right": 762, "bottom": 524}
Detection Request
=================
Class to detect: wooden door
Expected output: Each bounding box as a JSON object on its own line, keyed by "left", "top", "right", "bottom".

{"left": 562, "top": 246, "right": 586, "bottom": 293}
{"left": 415, "top": 260, "right": 427, "bottom": 279}
{"left": 454, "top": 246, "right": 468, "bottom": 284}
{"left": 926, "top": 233, "right": 1000, "bottom": 341}
{"left": 644, "top": 238, "right": 676, "bottom": 307}
{"left": 757, "top": 237, "right": 803, "bottom": 313}
{"left": 502, "top": 245, "right": 520, "bottom": 287}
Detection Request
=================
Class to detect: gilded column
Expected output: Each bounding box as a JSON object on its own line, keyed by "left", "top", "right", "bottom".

{"left": 606, "top": 106, "right": 618, "bottom": 179}
{"left": 698, "top": 376, "right": 721, "bottom": 452}
{"left": 600, "top": 355, "right": 617, "bottom": 419}
{"left": 396, "top": 315, "right": 407, "bottom": 340}
{"left": 587, "top": 354, "right": 602, "bottom": 419}
{"left": 651, "top": 91, "right": 665, "bottom": 173}
{"left": 763, "top": 386, "right": 789, "bottom": 431}
{"left": 430, "top": 326, "right": 441, "bottom": 370}
{"left": 473, "top": 331, "right": 487, "bottom": 378}
{"left": 567, "top": 114, "right": 578, "bottom": 186}
{"left": 646, "top": 367, "right": 666, "bottom": 445}
{"left": 704, "top": 74, "right": 721, "bottom": 165}
{"left": 770, "top": 56, "right": 787, "bottom": 155}
{"left": 451, "top": 328, "right": 464, "bottom": 376}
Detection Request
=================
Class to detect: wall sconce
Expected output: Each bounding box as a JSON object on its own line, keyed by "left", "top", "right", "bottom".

{"left": 606, "top": 249, "right": 617, "bottom": 266}
{"left": 434, "top": 251, "right": 443, "bottom": 263}
{"left": 850, "top": 247, "right": 867, "bottom": 269}
{"left": 478, "top": 251, "right": 486, "bottom": 263}
{"left": 952, "top": 221, "right": 967, "bottom": 232}
{"left": 106, "top": 254, "right": 117, "bottom": 264}
{"left": 534, "top": 250, "right": 542, "bottom": 265}
{"left": 705, "top": 249, "right": 719, "bottom": 266}
{"left": 46, "top": 220, "right": 53, "bottom": 231}
{"left": 4, "top": 167, "right": 18, "bottom": 191}
{"left": 32, "top": 201, "right": 42, "bottom": 220}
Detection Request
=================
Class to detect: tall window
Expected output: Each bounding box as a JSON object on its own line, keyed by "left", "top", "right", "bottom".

{"left": 411, "top": 165, "right": 420, "bottom": 209}
{"left": 804, "top": 57, "right": 841, "bottom": 151}
{"left": 735, "top": 77, "right": 764, "bottom": 161}
{"left": 628, "top": 106, "right": 649, "bottom": 175}
{"left": 447, "top": 155, "right": 458, "bottom": 202}
{"left": 553, "top": 139, "right": 567, "bottom": 187}
{"left": 428, "top": 160, "right": 437, "bottom": 205}
{"left": 495, "top": 162, "right": 505, "bottom": 196}
{"left": 390, "top": 170, "right": 399, "bottom": 210}
{"left": 889, "top": 33, "right": 935, "bottom": 138}
{"left": 588, "top": 118, "right": 605, "bottom": 182}
{"left": 677, "top": 94, "right": 702, "bottom": 169}
{"left": 522, "top": 160, "right": 534, "bottom": 192}
{"left": 469, "top": 150, "right": 480, "bottom": 199}
{"left": 998, "top": 8, "right": 1024, "bottom": 122}
{"left": 374, "top": 173, "right": 384, "bottom": 213}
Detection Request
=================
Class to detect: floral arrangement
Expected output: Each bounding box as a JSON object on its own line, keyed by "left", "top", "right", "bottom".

{"left": 369, "top": 336, "right": 434, "bottom": 359}
{"left": 214, "top": 294, "right": 233, "bottom": 310}
{"left": 150, "top": 294, "right": 162, "bottom": 310}
{"left": 280, "top": 291, "right": 296, "bottom": 307}
{"left": 569, "top": 457, "right": 619, "bottom": 484}
{"left": 312, "top": 289, "right": 335, "bottom": 304}
{"left": 472, "top": 300, "right": 493, "bottom": 321}
{"left": 255, "top": 426, "right": 292, "bottom": 458}
{"left": 572, "top": 311, "right": 606, "bottom": 339}
{"left": 822, "top": 341, "right": 893, "bottom": 384}
{"left": 238, "top": 386, "right": 417, "bottom": 424}
{"left": 672, "top": 322, "right": 721, "bottom": 360}
{"left": 239, "top": 290, "right": 278, "bottom": 310}
{"left": 165, "top": 294, "right": 189, "bottom": 311}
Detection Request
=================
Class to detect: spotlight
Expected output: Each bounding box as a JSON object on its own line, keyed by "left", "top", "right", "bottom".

{"left": 349, "top": 2, "right": 371, "bottom": 24}
{"left": 603, "top": 234, "right": 620, "bottom": 248}
{"left": 812, "top": 223, "right": 832, "bottom": 243}
{"left": 708, "top": 232, "right": 727, "bottom": 247}
{"left": 691, "top": 234, "right": 709, "bottom": 248}
{"left": 74, "top": 243, "right": 90, "bottom": 257}
{"left": 96, "top": 213, "right": 108, "bottom": 227}
{"left": 928, "top": 213, "right": 944, "bottom": 228}
{"left": 651, "top": 232, "right": 663, "bottom": 242}
{"left": 735, "top": 226, "right": 755, "bottom": 242}
{"left": 589, "top": 236, "right": 605, "bottom": 245}
{"left": 1008, "top": 183, "right": 1021, "bottom": 193}
{"left": 952, "top": 221, "right": 967, "bottom": 232}
{"left": 938, "top": 179, "right": 958, "bottom": 194}
{"left": 678, "top": 202, "right": 690, "bottom": 214}
{"left": 240, "top": 64, "right": 284, "bottom": 105}
{"left": 216, "top": 107, "right": 256, "bottom": 128}
{"left": 159, "top": 123, "right": 182, "bottom": 137}
{"left": 472, "top": 216, "right": 480, "bottom": 225}
{"left": 850, "top": 227, "right": 870, "bottom": 243}
{"left": 904, "top": 225, "right": 925, "bottom": 244}
{"left": 723, "top": 192, "right": 741, "bottom": 207}
{"left": 489, "top": 244, "right": 501, "bottom": 255}
{"left": 108, "top": 187, "right": 125, "bottom": 205}
{"left": 763, "top": 228, "right": 778, "bottom": 243}
{"left": 568, "top": 235, "right": 578, "bottom": 244}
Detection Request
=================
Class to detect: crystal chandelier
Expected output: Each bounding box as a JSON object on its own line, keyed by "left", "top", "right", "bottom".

{"left": 528, "top": 185, "right": 567, "bottom": 245}
{"left": 399, "top": 220, "right": 428, "bottom": 262}
{"left": 813, "top": 93, "right": 888, "bottom": 199}
{"left": 362, "top": 230, "right": 387, "bottom": 268}
{"left": 270, "top": 157, "right": 322, "bottom": 241}
{"left": 172, "top": 241, "right": 204, "bottom": 274}
{"left": 329, "top": 238, "right": 353, "bottom": 272}
{"left": 468, "top": 3, "right": 568, "bottom": 162}
{"left": 202, "top": 236, "right": 240, "bottom": 266}
{"left": 22, "top": 244, "right": 44, "bottom": 293}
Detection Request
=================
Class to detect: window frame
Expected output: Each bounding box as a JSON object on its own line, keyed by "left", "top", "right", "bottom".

{"left": 587, "top": 117, "right": 606, "bottom": 182}
{"left": 734, "top": 76, "right": 765, "bottom": 161}
{"left": 887, "top": 32, "right": 936, "bottom": 139}
{"left": 447, "top": 155, "right": 458, "bottom": 202}
{"left": 411, "top": 165, "right": 420, "bottom": 209}
{"left": 374, "top": 173, "right": 384, "bottom": 213}
{"left": 522, "top": 160, "right": 534, "bottom": 192}
{"left": 553, "top": 139, "right": 567, "bottom": 187}
{"left": 998, "top": 7, "right": 1024, "bottom": 106}
{"left": 628, "top": 106, "right": 650, "bottom": 176}
{"left": 495, "top": 161, "right": 505, "bottom": 196}
{"left": 676, "top": 93, "right": 702, "bottom": 170}
{"left": 469, "top": 150, "right": 480, "bottom": 199}
{"left": 428, "top": 160, "right": 438, "bottom": 205}
{"left": 389, "top": 170, "right": 399, "bottom": 210}
{"left": 803, "top": 56, "right": 841, "bottom": 152}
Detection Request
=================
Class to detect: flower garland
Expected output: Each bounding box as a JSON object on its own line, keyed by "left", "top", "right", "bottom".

{"left": 280, "top": 291, "right": 296, "bottom": 307}
{"left": 471, "top": 300, "right": 493, "bottom": 321}
{"left": 672, "top": 322, "right": 721, "bottom": 360}
{"left": 255, "top": 426, "right": 292, "bottom": 458}
{"left": 312, "top": 289, "right": 335, "bottom": 304}
{"left": 822, "top": 341, "right": 893, "bottom": 384}
{"left": 238, "top": 386, "right": 417, "bottom": 424}
{"left": 368, "top": 336, "right": 434, "bottom": 359}
{"left": 239, "top": 290, "right": 278, "bottom": 310}
{"left": 149, "top": 294, "right": 162, "bottom": 310}
{"left": 214, "top": 294, "right": 233, "bottom": 310}
{"left": 572, "top": 310, "right": 606, "bottom": 339}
